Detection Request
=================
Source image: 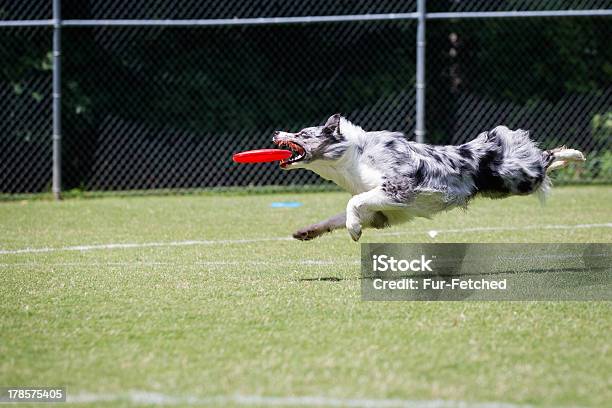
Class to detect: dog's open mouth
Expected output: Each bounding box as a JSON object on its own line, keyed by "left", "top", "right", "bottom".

{"left": 275, "top": 140, "right": 306, "bottom": 168}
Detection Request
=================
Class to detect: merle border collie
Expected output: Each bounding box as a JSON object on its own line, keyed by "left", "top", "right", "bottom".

{"left": 273, "top": 114, "right": 585, "bottom": 242}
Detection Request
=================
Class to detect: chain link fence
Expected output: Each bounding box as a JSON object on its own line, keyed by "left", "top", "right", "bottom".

{"left": 1, "top": 1, "right": 611, "bottom": 195}
{"left": 426, "top": 15, "right": 612, "bottom": 185}
{"left": 0, "top": 26, "right": 52, "bottom": 193}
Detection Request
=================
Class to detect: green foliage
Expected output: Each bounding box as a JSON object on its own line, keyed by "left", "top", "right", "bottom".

{"left": 0, "top": 29, "right": 51, "bottom": 106}
{"left": 552, "top": 111, "right": 612, "bottom": 184}
{"left": 591, "top": 111, "right": 612, "bottom": 145}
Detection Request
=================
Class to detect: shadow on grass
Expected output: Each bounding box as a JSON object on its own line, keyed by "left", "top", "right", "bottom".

{"left": 299, "top": 277, "right": 344, "bottom": 282}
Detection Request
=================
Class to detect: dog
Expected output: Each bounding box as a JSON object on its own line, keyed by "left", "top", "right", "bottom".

{"left": 273, "top": 114, "right": 585, "bottom": 242}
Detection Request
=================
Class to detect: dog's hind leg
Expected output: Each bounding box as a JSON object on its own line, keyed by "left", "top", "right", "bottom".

{"left": 544, "top": 146, "right": 586, "bottom": 173}
{"left": 293, "top": 212, "right": 346, "bottom": 241}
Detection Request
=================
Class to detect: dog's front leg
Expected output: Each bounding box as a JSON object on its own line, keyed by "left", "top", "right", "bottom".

{"left": 346, "top": 188, "right": 403, "bottom": 242}
{"left": 293, "top": 212, "right": 346, "bottom": 241}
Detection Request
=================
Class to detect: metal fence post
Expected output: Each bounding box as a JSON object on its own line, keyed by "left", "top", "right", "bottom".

{"left": 52, "top": 0, "right": 62, "bottom": 200}
{"left": 415, "top": 0, "right": 426, "bottom": 143}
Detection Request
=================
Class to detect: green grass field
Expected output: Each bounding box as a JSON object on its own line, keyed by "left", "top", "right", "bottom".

{"left": 1, "top": 185, "right": 611, "bottom": 407}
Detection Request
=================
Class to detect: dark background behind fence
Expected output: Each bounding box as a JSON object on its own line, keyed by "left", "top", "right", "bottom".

{"left": 1, "top": 1, "right": 611, "bottom": 194}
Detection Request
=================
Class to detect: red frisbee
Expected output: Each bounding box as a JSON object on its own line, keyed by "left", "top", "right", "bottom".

{"left": 232, "top": 149, "right": 292, "bottom": 163}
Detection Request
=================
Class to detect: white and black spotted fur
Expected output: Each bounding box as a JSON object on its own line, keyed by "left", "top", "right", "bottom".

{"left": 273, "top": 114, "right": 585, "bottom": 241}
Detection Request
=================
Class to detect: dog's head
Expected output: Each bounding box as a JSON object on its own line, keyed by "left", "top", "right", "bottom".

{"left": 272, "top": 114, "right": 348, "bottom": 169}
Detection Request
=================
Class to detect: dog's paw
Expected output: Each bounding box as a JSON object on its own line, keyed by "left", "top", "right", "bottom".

{"left": 346, "top": 220, "right": 362, "bottom": 242}
{"left": 555, "top": 148, "right": 586, "bottom": 162}
{"left": 292, "top": 228, "right": 320, "bottom": 241}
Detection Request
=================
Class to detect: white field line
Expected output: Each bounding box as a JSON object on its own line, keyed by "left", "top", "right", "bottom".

{"left": 376, "top": 222, "right": 612, "bottom": 237}
{"left": 0, "top": 259, "right": 361, "bottom": 267}
{"left": 67, "top": 391, "right": 537, "bottom": 408}
{"left": 0, "top": 222, "right": 610, "bottom": 256}
{"left": 0, "top": 236, "right": 293, "bottom": 255}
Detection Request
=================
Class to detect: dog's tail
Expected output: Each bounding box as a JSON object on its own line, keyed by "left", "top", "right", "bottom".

{"left": 542, "top": 146, "right": 586, "bottom": 173}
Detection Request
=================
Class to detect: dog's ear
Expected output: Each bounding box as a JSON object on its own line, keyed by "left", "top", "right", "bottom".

{"left": 323, "top": 113, "right": 341, "bottom": 135}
